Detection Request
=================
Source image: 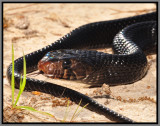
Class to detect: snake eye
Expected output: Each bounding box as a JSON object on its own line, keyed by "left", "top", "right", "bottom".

{"left": 62, "top": 59, "right": 71, "bottom": 69}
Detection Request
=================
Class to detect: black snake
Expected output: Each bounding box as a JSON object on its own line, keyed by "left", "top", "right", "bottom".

{"left": 7, "top": 11, "right": 157, "bottom": 123}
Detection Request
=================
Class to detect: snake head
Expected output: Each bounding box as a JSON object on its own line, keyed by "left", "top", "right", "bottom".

{"left": 38, "top": 49, "right": 94, "bottom": 80}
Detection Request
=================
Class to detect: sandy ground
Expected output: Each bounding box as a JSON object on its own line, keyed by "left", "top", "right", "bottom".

{"left": 3, "top": 3, "right": 157, "bottom": 123}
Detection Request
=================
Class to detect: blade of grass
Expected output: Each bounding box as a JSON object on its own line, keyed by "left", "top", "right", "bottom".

{"left": 62, "top": 100, "right": 71, "bottom": 122}
{"left": 70, "top": 102, "right": 89, "bottom": 122}
{"left": 13, "top": 52, "right": 26, "bottom": 107}
{"left": 11, "top": 44, "right": 15, "bottom": 106}
{"left": 19, "top": 75, "right": 22, "bottom": 90}
{"left": 21, "top": 51, "right": 27, "bottom": 92}
{"left": 70, "top": 99, "right": 82, "bottom": 121}
{"left": 16, "top": 106, "right": 57, "bottom": 120}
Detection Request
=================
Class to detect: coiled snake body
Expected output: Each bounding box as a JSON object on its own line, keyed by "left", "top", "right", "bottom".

{"left": 7, "top": 12, "right": 157, "bottom": 123}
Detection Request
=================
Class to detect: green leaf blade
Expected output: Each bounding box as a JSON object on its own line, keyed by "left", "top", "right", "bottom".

{"left": 16, "top": 106, "right": 56, "bottom": 119}
{"left": 13, "top": 51, "right": 27, "bottom": 108}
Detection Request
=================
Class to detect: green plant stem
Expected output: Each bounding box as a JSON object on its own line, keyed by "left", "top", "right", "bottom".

{"left": 16, "top": 106, "right": 57, "bottom": 120}
{"left": 13, "top": 52, "right": 26, "bottom": 108}
{"left": 70, "top": 99, "right": 82, "bottom": 121}
{"left": 71, "top": 103, "right": 89, "bottom": 121}
{"left": 62, "top": 100, "right": 71, "bottom": 122}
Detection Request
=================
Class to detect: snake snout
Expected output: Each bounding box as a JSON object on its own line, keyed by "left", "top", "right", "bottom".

{"left": 38, "top": 59, "right": 64, "bottom": 79}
